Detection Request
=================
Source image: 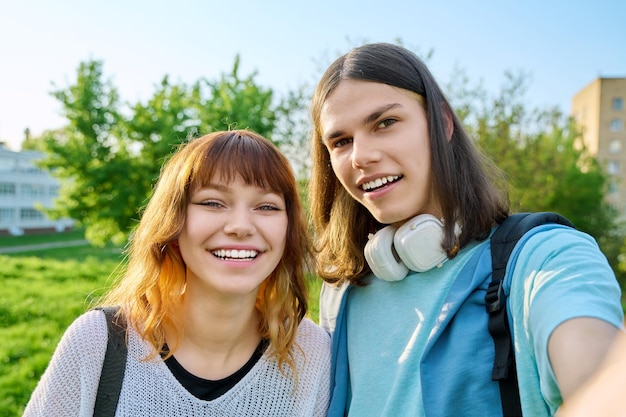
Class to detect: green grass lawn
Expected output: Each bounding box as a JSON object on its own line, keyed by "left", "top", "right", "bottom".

{"left": 0, "top": 228, "right": 87, "bottom": 248}
{"left": 0, "top": 231, "right": 323, "bottom": 417}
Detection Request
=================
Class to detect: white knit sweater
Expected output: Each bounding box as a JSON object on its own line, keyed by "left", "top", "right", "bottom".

{"left": 23, "top": 309, "right": 331, "bottom": 416}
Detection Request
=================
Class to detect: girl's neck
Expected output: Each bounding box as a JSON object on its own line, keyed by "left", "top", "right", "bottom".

{"left": 165, "top": 291, "right": 263, "bottom": 380}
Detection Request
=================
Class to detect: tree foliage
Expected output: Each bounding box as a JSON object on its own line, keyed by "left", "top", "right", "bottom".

{"left": 37, "top": 57, "right": 285, "bottom": 246}
{"left": 34, "top": 51, "right": 625, "bottom": 290}
{"left": 197, "top": 56, "right": 276, "bottom": 136}
{"left": 446, "top": 69, "right": 623, "bottom": 285}
{"left": 37, "top": 61, "right": 131, "bottom": 245}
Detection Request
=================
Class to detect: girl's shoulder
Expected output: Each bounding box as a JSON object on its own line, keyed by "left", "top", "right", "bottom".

{"left": 295, "top": 318, "right": 331, "bottom": 354}
{"left": 290, "top": 318, "right": 331, "bottom": 383}
{"left": 62, "top": 309, "right": 110, "bottom": 348}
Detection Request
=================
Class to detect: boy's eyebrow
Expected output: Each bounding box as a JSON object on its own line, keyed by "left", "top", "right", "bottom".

{"left": 362, "top": 103, "right": 401, "bottom": 125}
{"left": 323, "top": 103, "right": 402, "bottom": 142}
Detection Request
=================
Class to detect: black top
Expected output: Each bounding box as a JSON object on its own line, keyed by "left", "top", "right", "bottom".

{"left": 164, "top": 339, "right": 269, "bottom": 400}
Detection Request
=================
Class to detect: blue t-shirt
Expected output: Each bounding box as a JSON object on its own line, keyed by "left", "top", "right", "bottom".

{"left": 323, "top": 226, "right": 623, "bottom": 417}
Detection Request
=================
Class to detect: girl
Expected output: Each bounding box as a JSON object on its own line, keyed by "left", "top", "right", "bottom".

{"left": 24, "top": 130, "right": 330, "bottom": 416}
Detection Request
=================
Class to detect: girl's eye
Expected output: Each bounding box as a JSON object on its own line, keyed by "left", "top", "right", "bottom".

{"left": 258, "top": 204, "right": 281, "bottom": 211}
{"left": 377, "top": 118, "right": 396, "bottom": 129}
{"left": 198, "top": 200, "right": 223, "bottom": 208}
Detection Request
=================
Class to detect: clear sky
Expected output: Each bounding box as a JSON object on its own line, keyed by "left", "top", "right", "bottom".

{"left": 1, "top": 0, "right": 624, "bottom": 151}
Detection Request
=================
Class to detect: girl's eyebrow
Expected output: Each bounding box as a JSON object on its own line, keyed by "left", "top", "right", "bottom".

{"left": 194, "top": 182, "right": 225, "bottom": 191}
{"left": 323, "top": 103, "right": 402, "bottom": 143}
{"left": 197, "top": 182, "right": 280, "bottom": 197}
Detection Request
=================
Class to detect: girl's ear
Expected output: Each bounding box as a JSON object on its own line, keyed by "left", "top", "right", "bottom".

{"left": 444, "top": 108, "right": 454, "bottom": 141}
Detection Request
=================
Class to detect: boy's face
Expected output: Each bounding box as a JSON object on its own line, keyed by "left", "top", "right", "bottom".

{"left": 320, "top": 79, "right": 438, "bottom": 226}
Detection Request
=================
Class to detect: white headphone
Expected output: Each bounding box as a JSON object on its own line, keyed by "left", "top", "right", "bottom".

{"left": 364, "top": 214, "right": 461, "bottom": 282}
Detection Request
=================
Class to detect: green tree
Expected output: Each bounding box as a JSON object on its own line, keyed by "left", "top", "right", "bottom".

{"left": 122, "top": 76, "right": 203, "bottom": 234}
{"left": 37, "top": 60, "right": 130, "bottom": 245}
{"left": 446, "top": 68, "right": 623, "bottom": 285}
{"left": 448, "top": 70, "right": 614, "bottom": 234}
{"left": 197, "top": 55, "right": 276, "bottom": 138}
{"left": 38, "top": 57, "right": 282, "bottom": 246}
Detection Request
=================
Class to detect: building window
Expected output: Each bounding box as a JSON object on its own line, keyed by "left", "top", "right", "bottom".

{"left": 49, "top": 185, "right": 60, "bottom": 197}
{"left": 608, "top": 161, "right": 620, "bottom": 175}
{"left": 22, "top": 166, "right": 43, "bottom": 174}
{"left": 0, "top": 157, "right": 13, "bottom": 172}
{"left": 610, "top": 118, "right": 624, "bottom": 132}
{"left": 609, "top": 139, "right": 622, "bottom": 153}
{"left": 17, "top": 158, "right": 43, "bottom": 174}
{"left": 608, "top": 182, "right": 619, "bottom": 194}
{"left": 613, "top": 97, "right": 624, "bottom": 111}
{"left": 20, "top": 183, "right": 47, "bottom": 198}
{"left": 0, "top": 208, "right": 13, "bottom": 223}
{"left": 0, "top": 182, "right": 16, "bottom": 195}
{"left": 20, "top": 208, "right": 44, "bottom": 220}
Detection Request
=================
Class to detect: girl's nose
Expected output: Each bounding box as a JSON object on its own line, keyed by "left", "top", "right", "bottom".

{"left": 223, "top": 209, "right": 255, "bottom": 237}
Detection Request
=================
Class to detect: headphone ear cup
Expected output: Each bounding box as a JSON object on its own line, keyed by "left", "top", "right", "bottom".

{"left": 394, "top": 214, "right": 448, "bottom": 272}
{"left": 364, "top": 225, "right": 410, "bottom": 281}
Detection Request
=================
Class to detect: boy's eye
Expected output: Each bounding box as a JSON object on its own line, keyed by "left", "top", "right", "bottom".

{"left": 377, "top": 118, "right": 396, "bottom": 129}
{"left": 333, "top": 137, "right": 353, "bottom": 148}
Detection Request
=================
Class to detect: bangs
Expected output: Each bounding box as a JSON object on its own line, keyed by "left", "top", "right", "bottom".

{"left": 188, "top": 132, "right": 292, "bottom": 196}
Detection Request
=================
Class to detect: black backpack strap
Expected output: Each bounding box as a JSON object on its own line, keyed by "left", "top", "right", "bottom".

{"left": 486, "top": 212, "right": 574, "bottom": 416}
{"left": 93, "top": 306, "right": 127, "bottom": 417}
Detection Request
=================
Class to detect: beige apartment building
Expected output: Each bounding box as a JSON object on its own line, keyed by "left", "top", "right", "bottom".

{"left": 572, "top": 77, "right": 626, "bottom": 213}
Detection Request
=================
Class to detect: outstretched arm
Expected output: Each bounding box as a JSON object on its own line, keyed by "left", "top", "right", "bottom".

{"left": 549, "top": 317, "right": 621, "bottom": 400}
{"left": 556, "top": 329, "right": 626, "bottom": 416}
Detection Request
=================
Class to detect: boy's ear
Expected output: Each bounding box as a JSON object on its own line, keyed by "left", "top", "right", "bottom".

{"left": 444, "top": 108, "right": 454, "bottom": 141}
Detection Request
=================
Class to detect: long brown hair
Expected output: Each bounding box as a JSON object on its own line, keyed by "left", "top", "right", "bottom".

{"left": 309, "top": 43, "right": 509, "bottom": 286}
{"left": 102, "top": 130, "right": 310, "bottom": 374}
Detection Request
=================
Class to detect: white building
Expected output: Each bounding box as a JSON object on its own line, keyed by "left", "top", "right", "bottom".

{"left": 0, "top": 143, "right": 74, "bottom": 235}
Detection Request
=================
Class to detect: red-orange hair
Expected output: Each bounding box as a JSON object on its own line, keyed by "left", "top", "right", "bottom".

{"left": 102, "top": 130, "right": 310, "bottom": 374}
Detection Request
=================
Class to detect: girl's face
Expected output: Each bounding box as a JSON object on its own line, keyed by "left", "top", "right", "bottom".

{"left": 320, "top": 79, "right": 439, "bottom": 226}
{"left": 177, "top": 175, "right": 287, "bottom": 300}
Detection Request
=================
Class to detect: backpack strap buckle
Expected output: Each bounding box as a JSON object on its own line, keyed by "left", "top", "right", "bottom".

{"left": 486, "top": 279, "right": 505, "bottom": 313}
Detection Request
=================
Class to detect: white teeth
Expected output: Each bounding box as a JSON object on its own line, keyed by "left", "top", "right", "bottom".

{"left": 361, "top": 175, "right": 400, "bottom": 191}
{"left": 212, "top": 249, "right": 258, "bottom": 260}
